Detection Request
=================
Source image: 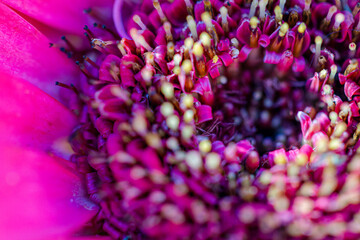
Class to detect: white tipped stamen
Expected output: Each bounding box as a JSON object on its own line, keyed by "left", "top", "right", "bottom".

{"left": 279, "top": 0, "right": 286, "bottom": 12}
{"left": 161, "top": 82, "right": 174, "bottom": 99}
{"left": 200, "top": 32, "right": 211, "bottom": 47}
{"left": 117, "top": 42, "right": 126, "bottom": 56}
{"left": 173, "top": 54, "right": 182, "bottom": 66}
{"left": 279, "top": 22, "right": 289, "bottom": 37}
{"left": 274, "top": 5, "right": 283, "bottom": 23}
{"left": 220, "top": 6, "right": 229, "bottom": 32}
{"left": 334, "top": 13, "right": 344, "bottom": 29}
{"left": 201, "top": 12, "right": 213, "bottom": 31}
{"left": 153, "top": 0, "right": 167, "bottom": 23}
{"left": 161, "top": 102, "right": 174, "bottom": 117}
{"left": 205, "top": 152, "right": 221, "bottom": 170}
{"left": 164, "top": 22, "right": 173, "bottom": 42}
{"left": 130, "top": 29, "right": 153, "bottom": 51}
{"left": 193, "top": 42, "right": 204, "bottom": 59}
{"left": 259, "top": 0, "right": 269, "bottom": 20}
{"left": 166, "top": 115, "right": 180, "bottom": 131}
{"left": 319, "top": 69, "right": 328, "bottom": 80}
{"left": 133, "top": 15, "right": 147, "bottom": 30}
{"left": 249, "top": 16, "right": 259, "bottom": 29}
{"left": 349, "top": 42, "right": 357, "bottom": 58}
{"left": 326, "top": 6, "right": 337, "bottom": 22}
{"left": 181, "top": 59, "right": 193, "bottom": 74}
{"left": 249, "top": 0, "right": 259, "bottom": 18}
{"left": 183, "top": 110, "right": 194, "bottom": 123}
{"left": 315, "top": 36, "right": 323, "bottom": 57}
{"left": 186, "top": 150, "right": 203, "bottom": 170}
{"left": 186, "top": 15, "right": 198, "bottom": 40}
{"left": 184, "top": 37, "right": 194, "bottom": 50}
{"left": 330, "top": 64, "right": 337, "bottom": 81}
{"left": 199, "top": 139, "right": 212, "bottom": 153}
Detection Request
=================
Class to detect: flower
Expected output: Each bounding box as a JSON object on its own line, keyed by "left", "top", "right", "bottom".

{"left": 3, "top": 0, "right": 360, "bottom": 239}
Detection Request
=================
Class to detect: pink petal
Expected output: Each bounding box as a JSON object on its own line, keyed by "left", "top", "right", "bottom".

{"left": 0, "top": 72, "right": 77, "bottom": 158}
{"left": 344, "top": 80, "right": 360, "bottom": 100}
{"left": 196, "top": 105, "right": 213, "bottom": 124}
{"left": 1, "top": 0, "right": 114, "bottom": 34}
{"left": 0, "top": 3, "right": 80, "bottom": 105}
{"left": 297, "top": 111, "right": 311, "bottom": 139}
{"left": 0, "top": 144, "right": 98, "bottom": 239}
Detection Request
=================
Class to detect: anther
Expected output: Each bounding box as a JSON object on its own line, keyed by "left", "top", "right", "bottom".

{"left": 249, "top": 17, "right": 260, "bottom": 48}
{"left": 164, "top": 22, "right": 173, "bottom": 43}
{"left": 349, "top": 42, "right": 357, "bottom": 58}
{"left": 167, "top": 42, "right": 175, "bottom": 60}
{"left": 278, "top": 0, "right": 286, "bottom": 11}
{"left": 314, "top": 36, "right": 322, "bottom": 59}
{"left": 184, "top": 37, "right": 194, "bottom": 59}
{"left": 153, "top": 0, "right": 167, "bottom": 23}
{"left": 133, "top": 15, "right": 147, "bottom": 30}
{"left": 186, "top": 16, "right": 198, "bottom": 40}
{"left": 293, "top": 22, "right": 306, "bottom": 57}
{"left": 329, "top": 64, "right": 337, "bottom": 84}
{"left": 219, "top": 6, "right": 229, "bottom": 34}
{"left": 259, "top": 0, "right": 269, "bottom": 20}
{"left": 249, "top": 0, "right": 259, "bottom": 18}
{"left": 274, "top": 6, "right": 283, "bottom": 24}
{"left": 201, "top": 12, "right": 218, "bottom": 45}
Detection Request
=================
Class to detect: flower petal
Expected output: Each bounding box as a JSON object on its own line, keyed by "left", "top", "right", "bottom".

{"left": 1, "top": 0, "right": 114, "bottom": 34}
{"left": 0, "top": 144, "right": 98, "bottom": 240}
{"left": 0, "top": 71, "right": 77, "bottom": 158}
{"left": 0, "top": 3, "right": 80, "bottom": 104}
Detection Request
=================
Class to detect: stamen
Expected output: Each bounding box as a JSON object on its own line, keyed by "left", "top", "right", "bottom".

{"left": 61, "top": 36, "right": 75, "bottom": 52}
{"left": 184, "top": 37, "right": 194, "bottom": 59}
{"left": 353, "top": 2, "right": 360, "bottom": 16}
{"left": 249, "top": 0, "right": 259, "bottom": 18}
{"left": 319, "top": 69, "right": 328, "bottom": 81}
{"left": 200, "top": 32, "right": 214, "bottom": 58}
{"left": 302, "top": 0, "right": 311, "bottom": 25}
{"left": 161, "top": 82, "right": 174, "bottom": 99}
{"left": 249, "top": 17, "right": 260, "bottom": 48}
{"left": 193, "top": 42, "right": 207, "bottom": 77}
{"left": 174, "top": 54, "right": 182, "bottom": 66}
{"left": 186, "top": 16, "right": 198, "bottom": 40}
{"left": 203, "top": 0, "right": 212, "bottom": 15}
{"left": 314, "top": 36, "right": 322, "bottom": 58}
{"left": 153, "top": 0, "right": 167, "bottom": 23}
{"left": 184, "top": 0, "right": 193, "bottom": 15}
{"left": 333, "top": 13, "right": 344, "bottom": 29}
{"left": 117, "top": 41, "right": 127, "bottom": 56}
{"left": 167, "top": 42, "right": 175, "bottom": 60}
{"left": 278, "top": 22, "right": 289, "bottom": 37}
{"left": 181, "top": 59, "right": 194, "bottom": 92}
{"left": 201, "top": 12, "right": 218, "bottom": 45}
{"left": 83, "top": 55, "right": 99, "bottom": 69}
{"left": 274, "top": 6, "right": 283, "bottom": 23}
{"left": 279, "top": 0, "right": 286, "bottom": 12}
{"left": 259, "top": 0, "right": 269, "bottom": 20}
{"left": 293, "top": 23, "right": 306, "bottom": 57}
{"left": 329, "top": 64, "right": 337, "bottom": 84}
{"left": 349, "top": 42, "right": 357, "bottom": 58}
{"left": 133, "top": 15, "right": 147, "bottom": 30}
{"left": 164, "top": 22, "right": 173, "bottom": 43}
{"left": 130, "top": 29, "right": 153, "bottom": 51}
{"left": 220, "top": 6, "right": 229, "bottom": 34}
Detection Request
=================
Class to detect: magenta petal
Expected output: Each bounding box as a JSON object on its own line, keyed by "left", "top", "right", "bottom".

{"left": 0, "top": 3, "right": 80, "bottom": 105}
{"left": 344, "top": 80, "right": 360, "bottom": 100}
{"left": 0, "top": 144, "right": 97, "bottom": 239}
{"left": 196, "top": 105, "right": 213, "bottom": 124}
{"left": 99, "top": 54, "right": 122, "bottom": 82}
{"left": 0, "top": 72, "right": 77, "bottom": 158}
{"left": 238, "top": 45, "right": 253, "bottom": 62}
{"left": 297, "top": 111, "right": 311, "bottom": 139}
{"left": 1, "top": 0, "right": 114, "bottom": 34}
{"left": 292, "top": 56, "right": 306, "bottom": 72}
